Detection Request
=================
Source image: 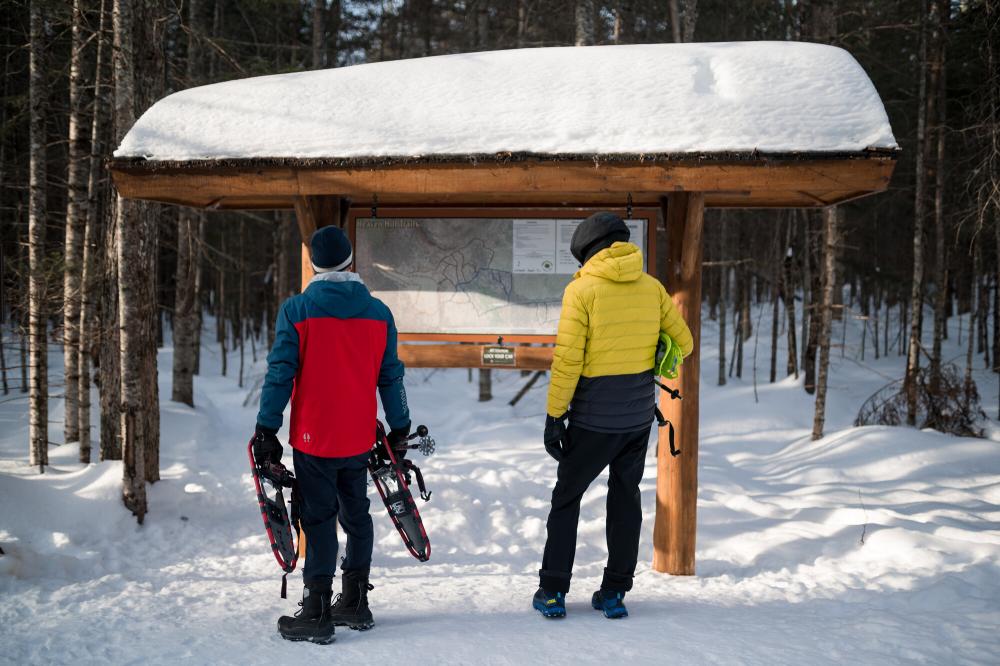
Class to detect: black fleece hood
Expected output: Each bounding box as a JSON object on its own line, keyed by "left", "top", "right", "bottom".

{"left": 570, "top": 212, "right": 631, "bottom": 265}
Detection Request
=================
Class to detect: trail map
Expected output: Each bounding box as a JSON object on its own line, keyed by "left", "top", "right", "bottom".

{"left": 355, "top": 217, "right": 648, "bottom": 335}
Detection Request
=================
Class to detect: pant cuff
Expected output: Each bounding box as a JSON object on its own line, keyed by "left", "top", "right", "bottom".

{"left": 539, "top": 569, "right": 572, "bottom": 594}
{"left": 303, "top": 575, "right": 333, "bottom": 591}
{"left": 600, "top": 568, "right": 633, "bottom": 593}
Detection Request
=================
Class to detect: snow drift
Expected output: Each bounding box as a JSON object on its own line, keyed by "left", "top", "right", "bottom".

{"left": 1, "top": 310, "right": 997, "bottom": 663}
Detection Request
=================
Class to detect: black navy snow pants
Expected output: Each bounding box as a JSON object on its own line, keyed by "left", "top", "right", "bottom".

{"left": 293, "top": 448, "right": 373, "bottom": 583}
{"left": 539, "top": 425, "right": 649, "bottom": 594}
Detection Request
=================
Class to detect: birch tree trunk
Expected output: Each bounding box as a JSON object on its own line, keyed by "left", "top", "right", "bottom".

{"left": 238, "top": 219, "right": 246, "bottom": 389}
{"left": 99, "top": 200, "right": 121, "bottom": 460}
{"left": 906, "top": 2, "right": 935, "bottom": 425}
{"left": 812, "top": 207, "right": 840, "bottom": 440}
{"left": 171, "top": 1, "right": 202, "bottom": 406}
{"left": 28, "top": 0, "right": 49, "bottom": 472}
{"left": 63, "top": 0, "right": 88, "bottom": 445}
{"left": 783, "top": 217, "right": 798, "bottom": 378}
{"left": 769, "top": 225, "right": 781, "bottom": 383}
{"left": 718, "top": 266, "right": 727, "bottom": 386}
{"left": 312, "top": 0, "right": 326, "bottom": 69}
{"left": 172, "top": 212, "right": 198, "bottom": 406}
{"left": 574, "top": 0, "right": 594, "bottom": 46}
{"left": 670, "top": 0, "right": 698, "bottom": 42}
{"left": 929, "top": 0, "right": 948, "bottom": 395}
{"left": 517, "top": 0, "right": 529, "bottom": 48}
{"left": 79, "top": 0, "right": 108, "bottom": 464}
{"left": 193, "top": 217, "right": 204, "bottom": 375}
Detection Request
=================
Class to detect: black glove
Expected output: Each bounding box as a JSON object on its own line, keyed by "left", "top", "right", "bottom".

{"left": 253, "top": 424, "right": 283, "bottom": 464}
{"left": 544, "top": 414, "right": 568, "bottom": 462}
{"left": 387, "top": 422, "right": 412, "bottom": 456}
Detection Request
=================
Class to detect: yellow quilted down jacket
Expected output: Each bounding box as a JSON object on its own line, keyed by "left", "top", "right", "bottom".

{"left": 546, "top": 242, "right": 693, "bottom": 425}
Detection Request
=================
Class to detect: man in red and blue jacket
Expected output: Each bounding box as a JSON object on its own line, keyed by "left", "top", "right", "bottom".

{"left": 253, "top": 225, "right": 410, "bottom": 644}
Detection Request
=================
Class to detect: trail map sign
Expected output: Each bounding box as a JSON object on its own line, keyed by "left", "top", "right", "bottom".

{"left": 354, "top": 215, "right": 649, "bottom": 337}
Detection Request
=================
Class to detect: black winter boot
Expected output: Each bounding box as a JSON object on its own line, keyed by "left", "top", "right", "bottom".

{"left": 277, "top": 580, "right": 336, "bottom": 644}
{"left": 329, "top": 569, "right": 375, "bottom": 630}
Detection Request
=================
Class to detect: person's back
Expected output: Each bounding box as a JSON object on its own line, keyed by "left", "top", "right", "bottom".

{"left": 548, "top": 241, "right": 692, "bottom": 435}
{"left": 253, "top": 226, "right": 410, "bottom": 644}
{"left": 261, "top": 272, "right": 405, "bottom": 459}
{"left": 534, "top": 212, "right": 692, "bottom": 620}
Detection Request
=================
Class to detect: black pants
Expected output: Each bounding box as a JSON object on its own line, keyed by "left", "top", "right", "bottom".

{"left": 539, "top": 425, "right": 649, "bottom": 594}
{"left": 293, "top": 448, "right": 373, "bottom": 584}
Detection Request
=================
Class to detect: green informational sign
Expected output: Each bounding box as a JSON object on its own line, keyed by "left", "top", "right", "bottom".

{"left": 355, "top": 217, "right": 649, "bottom": 336}
{"left": 481, "top": 346, "right": 516, "bottom": 367}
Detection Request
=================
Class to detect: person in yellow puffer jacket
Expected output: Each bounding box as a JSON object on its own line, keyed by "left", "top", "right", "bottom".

{"left": 532, "top": 212, "right": 693, "bottom": 621}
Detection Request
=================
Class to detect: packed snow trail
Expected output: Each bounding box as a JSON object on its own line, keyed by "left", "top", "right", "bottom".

{"left": 1, "top": 313, "right": 998, "bottom": 665}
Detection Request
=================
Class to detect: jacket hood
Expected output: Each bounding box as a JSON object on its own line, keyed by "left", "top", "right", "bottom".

{"left": 303, "top": 272, "right": 372, "bottom": 318}
{"left": 575, "top": 242, "right": 644, "bottom": 283}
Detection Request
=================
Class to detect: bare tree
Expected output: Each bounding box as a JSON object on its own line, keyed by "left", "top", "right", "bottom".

{"left": 62, "top": 0, "right": 89, "bottom": 445}
{"left": 28, "top": 0, "right": 49, "bottom": 472}
{"left": 905, "top": 0, "right": 940, "bottom": 424}
{"left": 574, "top": 0, "right": 594, "bottom": 46}
{"left": 312, "top": 0, "right": 326, "bottom": 69}
{"left": 670, "top": 0, "right": 698, "bottom": 43}
{"left": 783, "top": 215, "right": 798, "bottom": 378}
{"left": 114, "top": 0, "right": 147, "bottom": 520}
{"left": 171, "top": 1, "right": 203, "bottom": 407}
{"left": 79, "top": 0, "right": 109, "bottom": 464}
{"left": 812, "top": 207, "right": 840, "bottom": 440}
{"left": 929, "top": 0, "right": 949, "bottom": 394}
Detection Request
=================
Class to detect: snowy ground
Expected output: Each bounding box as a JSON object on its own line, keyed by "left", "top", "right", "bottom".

{"left": 1, "top": 311, "right": 998, "bottom": 665}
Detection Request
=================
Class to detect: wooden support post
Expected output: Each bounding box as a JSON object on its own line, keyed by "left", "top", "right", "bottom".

{"left": 293, "top": 195, "right": 342, "bottom": 292}
{"left": 653, "top": 192, "right": 705, "bottom": 575}
{"left": 290, "top": 195, "right": 341, "bottom": 560}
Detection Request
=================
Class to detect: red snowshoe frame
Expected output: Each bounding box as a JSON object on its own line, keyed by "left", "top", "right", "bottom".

{"left": 369, "top": 421, "right": 433, "bottom": 562}
{"left": 248, "top": 439, "right": 300, "bottom": 597}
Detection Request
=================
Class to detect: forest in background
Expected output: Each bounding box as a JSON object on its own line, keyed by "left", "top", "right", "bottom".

{"left": 0, "top": 0, "right": 998, "bottom": 521}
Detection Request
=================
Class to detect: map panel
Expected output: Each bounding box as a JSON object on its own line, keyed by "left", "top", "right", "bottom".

{"left": 355, "top": 217, "right": 648, "bottom": 335}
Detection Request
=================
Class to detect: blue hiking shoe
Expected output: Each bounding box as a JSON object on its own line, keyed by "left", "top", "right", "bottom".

{"left": 533, "top": 588, "right": 566, "bottom": 618}
{"left": 591, "top": 590, "right": 628, "bottom": 619}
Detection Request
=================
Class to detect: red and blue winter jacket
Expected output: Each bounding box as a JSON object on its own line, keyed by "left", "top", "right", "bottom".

{"left": 256, "top": 272, "right": 409, "bottom": 458}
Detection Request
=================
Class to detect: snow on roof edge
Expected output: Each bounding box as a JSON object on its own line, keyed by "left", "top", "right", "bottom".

{"left": 115, "top": 42, "right": 899, "bottom": 161}
{"left": 109, "top": 148, "right": 900, "bottom": 172}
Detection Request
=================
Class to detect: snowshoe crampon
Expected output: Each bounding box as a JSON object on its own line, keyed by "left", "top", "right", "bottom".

{"left": 248, "top": 439, "right": 300, "bottom": 597}
{"left": 369, "top": 422, "right": 434, "bottom": 561}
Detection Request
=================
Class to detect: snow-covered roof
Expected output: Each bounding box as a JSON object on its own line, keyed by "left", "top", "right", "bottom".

{"left": 114, "top": 42, "right": 897, "bottom": 163}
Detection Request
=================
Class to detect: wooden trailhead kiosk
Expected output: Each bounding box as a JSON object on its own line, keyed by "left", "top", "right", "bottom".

{"left": 109, "top": 43, "right": 898, "bottom": 575}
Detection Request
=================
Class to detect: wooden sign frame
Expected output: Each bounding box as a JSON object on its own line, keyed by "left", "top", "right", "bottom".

{"left": 346, "top": 206, "right": 659, "bottom": 344}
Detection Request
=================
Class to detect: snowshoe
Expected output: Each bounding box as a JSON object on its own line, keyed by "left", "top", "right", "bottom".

{"left": 369, "top": 421, "right": 434, "bottom": 561}
{"left": 248, "top": 438, "right": 300, "bottom": 598}
{"left": 329, "top": 568, "right": 375, "bottom": 631}
{"left": 278, "top": 583, "right": 336, "bottom": 644}
{"left": 533, "top": 588, "right": 566, "bottom": 618}
{"left": 591, "top": 590, "right": 628, "bottom": 619}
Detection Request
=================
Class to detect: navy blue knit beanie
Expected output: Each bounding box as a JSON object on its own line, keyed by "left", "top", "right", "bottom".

{"left": 309, "top": 226, "right": 353, "bottom": 272}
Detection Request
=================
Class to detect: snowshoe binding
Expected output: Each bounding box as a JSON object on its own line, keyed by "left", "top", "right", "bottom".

{"left": 369, "top": 421, "right": 434, "bottom": 561}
